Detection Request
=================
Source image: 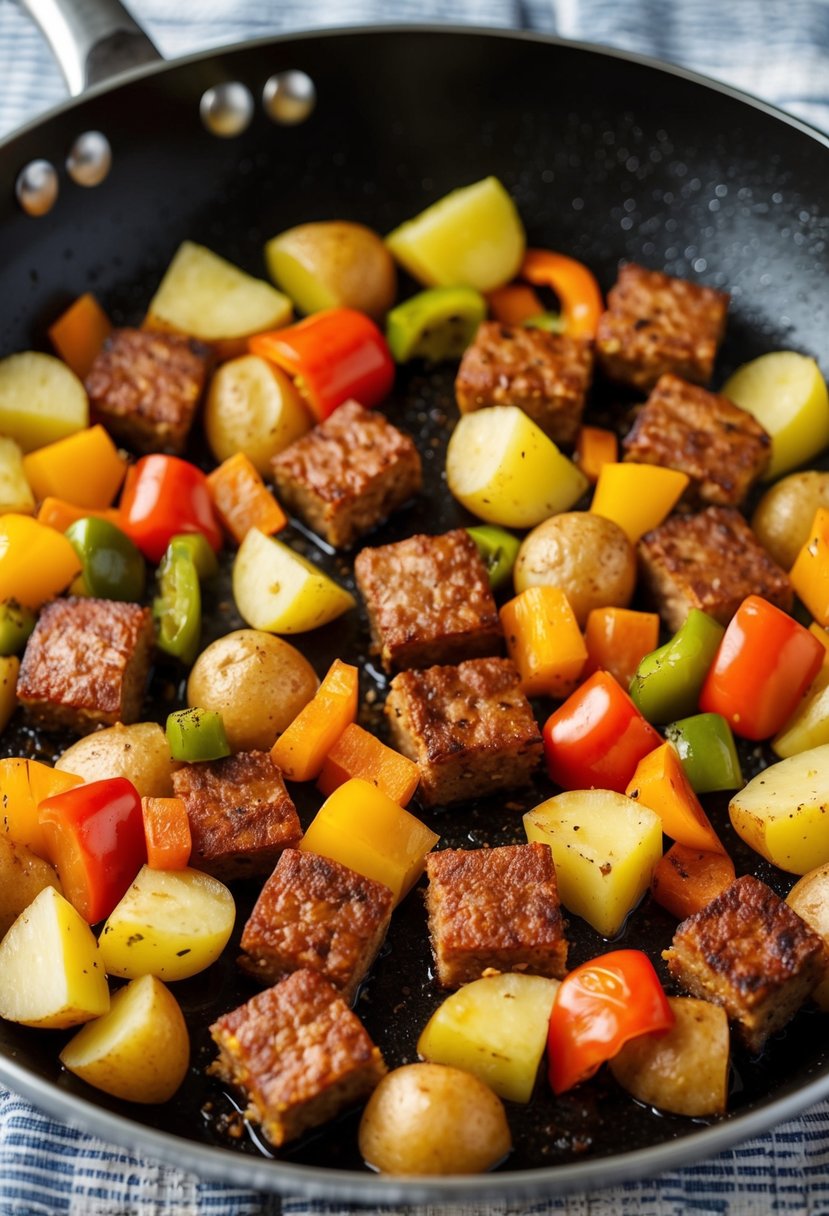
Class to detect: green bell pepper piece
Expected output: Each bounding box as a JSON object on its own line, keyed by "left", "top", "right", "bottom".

{"left": 466, "top": 525, "right": 521, "bottom": 591}
{"left": 168, "top": 532, "right": 219, "bottom": 579}
{"left": 153, "top": 543, "right": 201, "bottom": 666}
{"left": 0, "top": 600, "right": 36, "bottom": 656}
{"left": 166, "top": 707, "right": 230, "bottom": 762}
{"left": 523, "top": 312, "right": 565, "bottom": 333}
{"left": 629, "top": 609, "right": 725, "bottom": 724}
{"left": 386, "top": 285, "right": 486, "bottom": 363}
{"left": 665, "top": 712, "right": 743, "bottom": 794}
{"left": 65, "top": 517, "right": 146, "bottom": 603}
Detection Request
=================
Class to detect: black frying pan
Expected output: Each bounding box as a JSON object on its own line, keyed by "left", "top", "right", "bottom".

{"left": 2, "top": 2, "right": 829, "bottom": 1202}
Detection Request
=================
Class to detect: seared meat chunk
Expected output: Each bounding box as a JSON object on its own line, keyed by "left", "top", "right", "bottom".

{"left": 663, "top": 875, "right": 826, "bottom": 1053}
{"left": 455, "top": 321, "right": 594, "bottom": 446}
{"left": 239, "top": 849, "right": 393, "bottom": 1000}
{"left": 355, "top": 528, "right": 502, "bottom": 672}
{"left": 638, "top": 505, "right": 792, "bottom": 632}
{"left": 596, "top": 264, "right": 729, "bottom": 391}
{"left": 271, "top": 399, "right": 422, "bottom": 549}
{"left": 85, "top": 327, "right": 211, "bottom": 455}
{"left": 209, "top": 968, "right": 386, "bottom": 1148}
{"left": 623, "top": 373, "right": 771, "bottom": 506}
{"left": 172, "top": 750, "right": 301, "bottom": 880}
{"left": 17, "top": 598, "right": 152, "bottom": 734}
{"left": 384, "top": 656, "right": 542, "bottom": 807}
{"left": 426, "top": 842, "right": 567, "bottom": 987}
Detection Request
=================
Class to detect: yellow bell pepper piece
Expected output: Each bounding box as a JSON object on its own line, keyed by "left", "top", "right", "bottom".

{"left": 790, "top": 508, "right": 829, "bottom": 627}
{"left": 500, "top": 586, "right": 587, "bottom": 698}
{"left": 0, "top": 757, "right": 83, "bottom": 858}
{"left": 300, "top": 777, "right": 439, "bottom": 904}
{"left": 270, "top": 658, "right": 358, "bottom": 782}
{"left": 591, "top": 463, "right": 689, "bottom": 544}
{"left": 22, "top": 424, "right": 127, "bottom": 510}
{"left": 0, "top": 515, "right": 82, "bottom": 609}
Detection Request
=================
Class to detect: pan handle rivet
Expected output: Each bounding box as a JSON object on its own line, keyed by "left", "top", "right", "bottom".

{"left": 15, "top": 159, "right": 58, "bottom": 217}
{"left": 263, "top": 71, "right": 316, "bottom": 125}
{"left": 66, "top": 132, "right": 112, "bottom": 187}
{"left": 200, "top": 83, "right": 255, "bottom": 137}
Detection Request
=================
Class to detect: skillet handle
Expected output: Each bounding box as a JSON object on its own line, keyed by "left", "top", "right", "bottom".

{"left": 18, "top": 0, "right": 162, "bottom": 95}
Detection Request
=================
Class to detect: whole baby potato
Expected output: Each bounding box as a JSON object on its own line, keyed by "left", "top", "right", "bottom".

{"left": 265, "top": 221, "right": 397, "bottom": 320}
{"left": 187, "top": 629, "right": 319, "bottom": 752}
{"left": 56, "top": 722, "right": 176, "bottom": 796}
{"left": 514, "top": 512, "right": 636, "bottom": 627}
{"left": 751, "top": 470, "right": 829, "bottom": 571}
{"left": 358, "top": 1062, "right": 511, "bottom": 1175}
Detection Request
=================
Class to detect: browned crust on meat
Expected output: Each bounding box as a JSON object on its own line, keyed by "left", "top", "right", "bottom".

{"left": 425, "top": 842, "right": 567, "bottom": 987}
{"left": 239, "top": 849, "right": 393, "bottom": 1000}
{"left": 623, "top": 373, "right": 771, "bottom": 505}
{"left": 663, "top": 875, "right": 826, "bottom": 1053}
{"left": 271, "top": 400, "right": 422, "bottom": 548}
{"left": 16, "top": 598, "right": 153, "bottom": 733}
{"left": 454, "top": 322, "right": 594, "bottom": 446}
{"left": 172, "top": 751, "right": 301, "bottom": 880}
{"left": 209, "top": 968, "right": 386, "bottom": 1147}
{"left": 637, "top": 505, "right": 792, "bottom": 632}
{"left": 596, "top": 264, "right": 729, "bottom": 391}
{"left": 85, "top": 327, "right": 211, "bottom": 455}
{"left": 354, "top": 529, "right": 502, "bottom": 672}
{"left": 384, "top": 656, "right": 542, "bottom": 807}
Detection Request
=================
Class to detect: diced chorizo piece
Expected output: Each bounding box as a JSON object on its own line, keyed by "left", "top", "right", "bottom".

{"left": 663, "top": 875, "right": 826, "bottom": 1053}
{"left": 239, "top": 849, "right": 393, "bottom": 1000}
{"left": 596, "top": 264, "right": 729, "bottom": 391}
{"left": 16, "top": 598, "right": 152, "bottom": 734}
{"left": 172, "top": 750, "right": 301, "bottom": 881}
{"left": 637, "top": 505, "right": 792, "bottom": 633}
{"left": 623, "top": 373, "right": 771, "bottom": 506}
{"left": 454, "top": 321, "right": 594, "bottom": 446}
{"left": 354, "top": 528, "right": 502, "bottom": 672}
{"left": 384, "top": 656, "right": 542, "bottom": 807}
{"left": 271, "top": 400, "right": 422, "bottom": 549}
{"left": 209, "top": 968, "right": 386, "bottom": 1148}
{"left": 426, "top": 842, "right": 567, "bottom": 988}
{"left": 85, "top": 328, "right": 211, "bottom": 455}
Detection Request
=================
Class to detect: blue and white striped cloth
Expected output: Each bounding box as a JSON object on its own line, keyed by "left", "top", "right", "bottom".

{"left": 3, "top": 1, "right": 829, "bottom": 1213}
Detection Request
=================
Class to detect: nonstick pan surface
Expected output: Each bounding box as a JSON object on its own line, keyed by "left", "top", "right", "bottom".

{"left": 1, "top": 25, "right": 829, "bottom": 1202}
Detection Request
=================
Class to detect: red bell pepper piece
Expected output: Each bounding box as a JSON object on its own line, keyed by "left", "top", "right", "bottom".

{"left": 543, "top": 670, "right": 662, "bottom": 793}
{"left": 38, "top": 777, "right": 147, "bottom": 923}
{"left": 699, "top": 595, "right": 824, "bottom": 740}
{"left": 119, "top": 454, "right": 222, "bottom": 564}
{"left": 520, "top": 249, "right": 604, "bottom": 339}
{"left": 547, "top": 949, "right": 674, "bottom": 1094}
{"left": 248, "top": 307, "right": 395, "bottom": 421}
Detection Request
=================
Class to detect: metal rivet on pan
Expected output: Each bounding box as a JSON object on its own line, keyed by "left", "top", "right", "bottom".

{"left": 263, "top": 71, "right": 316, "bottom": 125}
{"left": 15, "top": 159, "right": 59, "bottom": 217}
{"left": 66, "top": 131, "right": 112, "bottom": 187}
{"left": 200, "top": 82, "right": 255, "bottom": 137}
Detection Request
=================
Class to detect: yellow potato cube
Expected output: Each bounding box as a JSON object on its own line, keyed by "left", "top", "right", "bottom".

{"left": 0, "top": 351, "right": 88, "bottom": 453}
{"left": 773, "top": 667, "right": 829, "bottom": 758}
{"left": 205, "top": 354, "right": 311, "bottom": 475}
{"left": 233, "top": 527, "right": 355, "bottom": 633}
{"left": 729, "top": 745, "right": 829, "bottom": 874}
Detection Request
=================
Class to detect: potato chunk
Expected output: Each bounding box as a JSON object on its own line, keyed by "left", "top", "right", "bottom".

{"left": 787, "top": 864, "right": 829, "bottom": 1010}
{"left": 0, "top": 351, "right": 88, "bottom": 452}
{"left": 0, "top": 836, "right": 61, "bottom": 938}
{"left": 56, "top": 721, "right": 177, "bottom": 797}
{"left": 233, "top": 528, "right": 355, "bottom": 633}
{"left": 729, "top": 744, "right": 829, "bottom": 874}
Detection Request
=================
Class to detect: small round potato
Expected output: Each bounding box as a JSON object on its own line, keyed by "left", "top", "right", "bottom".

{"left": 265, "top": 220, "right": 397, "bottom": 320}
{"left": 514, "top": 512, "right": 636, "bottom": 627}
{"left": 358, "top": 1062, "right": 511, "bottom": 1176}
{"left": 187, "top": 629, "right": 319, "bottom": 752}
{"left": 55, "top": 722, "right": 176, "bottom": 796}
{"left": 751, "top": 470, "right": 829, "bottom": 571}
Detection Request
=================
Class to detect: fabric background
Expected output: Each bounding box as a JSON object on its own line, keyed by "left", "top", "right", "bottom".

{"left": 2, "top": 0, "right": 829, "bottom": 1212}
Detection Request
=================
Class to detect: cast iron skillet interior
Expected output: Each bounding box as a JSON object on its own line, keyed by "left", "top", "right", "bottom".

{"left": 1, "top": 26, "right": 829, "bottom": 1202}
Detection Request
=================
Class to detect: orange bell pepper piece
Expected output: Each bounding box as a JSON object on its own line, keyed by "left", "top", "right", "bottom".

{"left": 141, "top": 796, "right": 192, "bottom": 870}
{"left": 626, "top": 741, "right": 726, "bottom": 854}
{"left": 583, "top": 607, "right": 661, "bottom": 689}
{"left": 500, "top": 586, "right": 587, "bottom": 698}
{"left": 48, "top": 293, "right": 112, "bottom": 381}
{"left": 651, "top": 843, "right": 736, "bottom": 919}
{"left": 519, "top": 249, "right": 603, "bottom": 339}
{"left": 790, "top": 507, "right": 829, "bottom": 627}
{"left": 37, "top": 497, "right": 123, "bottom": 534}
{"left": 0, "top": 757, "right": 83, "bottom": 859}
{"left": 486, "top": 283, "right": 545, "bottom": 326}
{"left": 317, "top": 722, "right": 419, "bottom": 806}
{"left": 206, "top": 452, "right": 287, "bottom": 546}
{"left": 591, "top": 463, "right": 689, "bottom": 544}
{"left": 270, "top": 658, "right": 359, "bottom": 782}
{"left": 0, "top": 515, "right": 82, "bottom": 609}
{"left": 22, "top": 425, "right": 127, "bottom": 511}
{"left": 575, "top": 426, "right": 618, "bottom": 484}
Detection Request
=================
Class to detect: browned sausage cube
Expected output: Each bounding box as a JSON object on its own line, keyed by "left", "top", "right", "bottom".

{"left": 209, "top": 968, "right": 386, "bottom": 1147}
{"left": 663, "top": 875, "right": 826, "bottom": 1053}
{"left": 238, "top": 849, "right": 394, "bottom": 1000}
{"left": 271, "top": 400, "right": 422, "bottom": 549}
{"left": 16, "top": 598, "right": 153, "bottom": 734}
{"left": 172, "top": 751, "right": 301, "bottom": 880}
{"left": 455, "top": 321, "right": 594, "bottom": 446}
{"left": 596, "top": 264, "right": 729, "bottom": 391}
{"left": 623, "top": 373, "right": 771, "bottom": 506}
{"left": 426, "top": 842, "right": 567, "bottom": 987}
{"left": 85, "top": 328, "right": 211, "bottom": 455}
{"left": 638, "top": 505, "right": 792, "bottom": 633}
{"left": 354, "top": 528, "right": 502, "bottom": 672}
{"left": 385, "top": 656, "right": 542, "bottom": 807}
